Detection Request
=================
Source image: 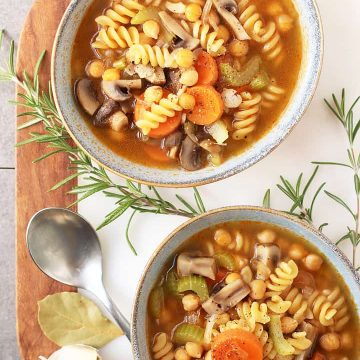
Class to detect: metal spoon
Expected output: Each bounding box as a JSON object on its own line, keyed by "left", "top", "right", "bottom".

{"left": 26, "top": 207, "right": 131, "bottom": 340}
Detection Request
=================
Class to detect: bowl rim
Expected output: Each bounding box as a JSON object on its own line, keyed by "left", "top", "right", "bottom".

{"left": 131, "top": 205, "right": 360, "bottom": 358}
{"left": 51, "top": 0, "right": 324, "bottom": 188}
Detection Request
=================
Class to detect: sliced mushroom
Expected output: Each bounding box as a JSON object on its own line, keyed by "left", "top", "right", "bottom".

{"left": 164, "top": 131, "right": 183, "bottom": 148}
{"left": 165, "top": 1, "right": 186, "bottom": 14}
{"left": 146, "top": 67, "right": 166, "bottom": 85}
{"left": 166, "top": 69, "right": 183, "bottom": 94}
{"left": 159, "top": 11, "right": 200, "bottom": 50}
{"left": 184, "top": 122, "right": 199, "bottom": 144}
{"left": 102, "top": 79, "right": 142, "bottom": 101}
{"left": 75, "top": 78, "right": 101, "bottom": 116}
{"left": 179, "top": 136, "right": 204, "bottom": 171}
{"left": 93, "top": 99, "right": 119, "bottom": 127}
{"left": 213, "top": 0, "right": 250, "bottom": 40}
{"left": 295, "top": 322, "right": 319, "bottom": 360}
{"left": 200, "top": 139, "right": 223, "bottom": 154}
{"left": 177, "top": 253, "right": 217, "bottom": 280}
{"left": 251, "top": 243, "right": 281, "bottom": 270}
{"left": 202, "top": 280, "right": 250, "bottom": 315}
{"left": 108, "top": 111, "right": 128, "bottom": 132}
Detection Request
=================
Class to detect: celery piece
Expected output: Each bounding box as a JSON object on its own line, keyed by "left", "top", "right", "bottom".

{"left": 269, "top": 315, "right": 295, "bottom": 356}
{"left": 165, "top": 270, "right": 179, "bottom": 296}
{"left": 149, "top": 287, "right": 164, "bottom": 318}
{"left": 173, "top": 323, "right": 205, "bottom": 345}
{"left": 177, "top": 275, "right": 209, "bottom": 302}
{"left": 250, "top": 70, "right": 270, "bottom": 91}
{"left": 214, "top": 252, "right": 238, "bottom": 271}
{"left": 131, "top": 7, "right": 159, "bottom": 24}
{"left": 220, "top": 56, "right": 262, "bottom": 87}
{"left": 206, "top": 120, "right": 229, "bottom": 144}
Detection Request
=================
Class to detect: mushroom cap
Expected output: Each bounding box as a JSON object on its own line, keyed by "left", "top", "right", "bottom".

{"left": 159, "top": 11, "right": 200, "bottom": 50}
{"left": 93, "top": 99, "right": 120, "bottom": 127}
{"left": 101, "top": 79, "right": 143, "bottom": 102}
{"left": 179, "top": 136, "right": 205, "bottom": 171}
{"left": 75, "top": 78, "right": 101, "bottom": 116}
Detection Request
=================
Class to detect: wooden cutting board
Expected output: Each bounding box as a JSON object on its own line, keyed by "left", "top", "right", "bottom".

{"left": 16, "top": 1, "right": 75, "bottom": 359}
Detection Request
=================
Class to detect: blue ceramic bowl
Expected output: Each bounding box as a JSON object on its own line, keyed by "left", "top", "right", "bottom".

{"left": 131, "top": 206, "right": 360, "bottom": 359}
{"left": 52, "top": 0, "right": 323, "bottom": 187}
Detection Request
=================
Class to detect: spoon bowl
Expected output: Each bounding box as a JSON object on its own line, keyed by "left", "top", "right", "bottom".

{"left": 26, "top": 207, "right": 131, "bottom": 339}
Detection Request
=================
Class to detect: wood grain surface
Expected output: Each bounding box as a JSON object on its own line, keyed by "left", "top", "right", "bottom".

{"left": 16, "top": 1, "right": 75, "bottom": 359}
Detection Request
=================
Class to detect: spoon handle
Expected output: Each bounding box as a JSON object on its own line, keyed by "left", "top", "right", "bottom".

{"left": 85, "top": 282, "right": 131, "bottom": 340}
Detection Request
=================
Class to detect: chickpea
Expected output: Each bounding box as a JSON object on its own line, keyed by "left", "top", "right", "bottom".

{"left": 143, "top": 20, "right": 160, "bottom": 39}
{"left": 266, "top": 2, "right": 284, "bottom": 16}
{"left": 257, "top": 229, "right": 276, "bottom": 244}
{"left": 175, "top": 49, "right": 194, "bottom": 68}
{"left": 179, "top": 93, "right": 196, "bottom": 110}
{"left": 320, "top": 333, "right": 340, "bottom": 352}
{"left": 208, "top": 10, "right": 220, "bottom": 26}
{"left": 281, "top": 316, "right": 298, "bottom": 334}
{"left": 185, "top": 342, "right": 203, "bottom": 358}
{"left": 86, "top": 60, "right": 105, "bottom": 78}
{"left": 216, "top": 313, "right": 230, "bottom": 325}
{"left": 144, "top": 86, "right": 163, "bottom": 103}
{"left": 276, "top": 14, "right": 294, "bottom": 33}
{"left": 216, "top": 25, "right": 230, "bottom": 43}
{"left": 205, "top": 350, "right": 212, "bottom": 360}
{"left": 304, "top": 254, "right": 323, "bottom": 272}
{"left": 180, "top": 68, "right": 199, "bottom": 87}
{"left": 228, "top": 40, "right": 249, "bottom": 57}
{"left": 182, "top": 293, "right": 200, "bottom": 312}
{"left": 340, "top": 331, "right": 353, "bottom": 349}
{"left": 225, "top": 272, "right": 242, "bottom": 285}
{"left": 102, "top": 68, "right": 121, "bottom": 81}
{"left": 175, "top": 347, "right": 191, "bottom": 360}
{"left": 240, "top": 265, "right": 253, "bottom": 284}
{"left": 185, "top": 3, "right": 202, "bottom": 22}
{"left": 214, "top": 229, "right": 232, "bottom": 247}
{"left": 249, "top": 279, "right": 266, "bottom": 300}
{"left": 289, "top": 243, "right": 307, "bottom": 260}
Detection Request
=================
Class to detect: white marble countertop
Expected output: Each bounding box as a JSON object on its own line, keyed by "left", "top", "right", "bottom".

{"left": 1, "top": 1, "right": 360, "bottom": 360}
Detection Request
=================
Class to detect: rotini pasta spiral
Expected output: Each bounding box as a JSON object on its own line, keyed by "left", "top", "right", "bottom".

{"left": 95, "top": 0, "right": 144, "bottom": 28}
{"left": 232, "top": 92, "right": 262, "bottom": 140}
{"left": 285, "top": 288, "right": 308, "bottom": 323}
{"left": 264, "top": 337, "right": 277, "bottom": 360}
{"left": 152, "top": 332, "right": 174, "bottom": 360}
{"left": 266, "top": 260, "right": 298, "bottom": 296}
{"left": 261, "top": 79, "right": 285, "bottom": 108}
{"left": 307, "top": 290, "right": 337, "bottom": 327}
{"left": 286, "top": 332, "right": 312, "bottom": 355}
{"left": 182, "top": 20, "right": 225, "bottom": 55}
{"left": 324, "top": 287, "right": 350, "bottom": 331}
{"left": 136, "top": 93, "right": 182, "bottom": 135}
{"left": 254, "top": 323, "right": 269, "bottom": 345}
{"left": 267, "top": 295, "right": 292, "bottom": 314}
{"left": 236, "top": 301, "right": 270, "bottom": 332}
{"left": 238, "top": 0, "right": 284, "bottom": 64}
{"left": 92, "top": 26, "right": 140, "bottom": 49}
{"left": 127, "top": 44, "right": 179, "bottom": 68}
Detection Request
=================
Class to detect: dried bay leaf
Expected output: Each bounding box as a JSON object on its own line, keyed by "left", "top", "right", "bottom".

{"left": 38, "top": 292, "right": 123, "bottom": 348}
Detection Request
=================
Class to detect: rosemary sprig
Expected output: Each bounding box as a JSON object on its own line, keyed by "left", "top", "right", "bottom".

{"left": 313, "top": 89, "right": 360, "bottom": 268}
{"left": 263, "top": 166, "right": 327, "bottom": 230}
{"left": 0, "top": 31, "right": 206, "bottom": 255}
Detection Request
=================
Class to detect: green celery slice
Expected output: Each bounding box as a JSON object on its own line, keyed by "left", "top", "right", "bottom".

{"left": 177, "top": 275, "right": 209, "bottom": 302}
{"left": 173, "top": 323, "right": 205, "bottom": 345}
{"left": 165, "top": 270, "right": 179, "bottom": 296}
{"left": 214, "top": 252, "right": 238, "bottom": 271}
{"left": 250, "top": 69, "right": 270, "bottom": 91}
{"left": 269, "top": 315, "right": 295, "bottom": 356}
{"left": 149, "top": 287, "right": 164, "bottom": 318}
{"left": 220, "top": 56, "right": 262, "bottom": 87}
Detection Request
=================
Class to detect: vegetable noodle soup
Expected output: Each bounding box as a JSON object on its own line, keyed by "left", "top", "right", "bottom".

{"left": 72, "top": 0, "right": 302, "bottom": 171}
{"left": 147, "top": 222, "right": 360, "bottom": 360}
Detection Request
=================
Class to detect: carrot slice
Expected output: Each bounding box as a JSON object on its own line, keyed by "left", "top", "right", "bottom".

{"left": 134, "top": 92, "right": 182, "bottom": 139}
{"left": 311, "top": 352, "right": 327, "bottom": 360}
{"left": 194, "top": 51, "right": 219, "bottom": 85}
{"left": 213, "top": 329, "right": 263, "bottom": 360}
{"left": 186, "top": 85, "right": 224, "bottom": 125}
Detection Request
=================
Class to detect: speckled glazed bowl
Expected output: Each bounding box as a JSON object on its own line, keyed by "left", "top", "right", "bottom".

{"left": 52, "top": 0, "right": 323, "bottom": 187}
{"left": 131, "top": 206, "right": 360, "bottom": 359}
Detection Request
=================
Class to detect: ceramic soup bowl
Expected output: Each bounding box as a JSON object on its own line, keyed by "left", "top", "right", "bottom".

{"left": 131, "top": 206, "right": 360, "bottom": 359}
{"left": 52, "top": 0, "right": 323, "bottom": 187}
